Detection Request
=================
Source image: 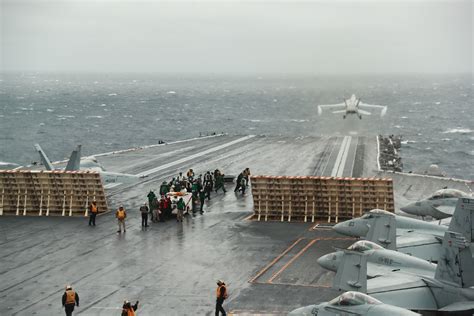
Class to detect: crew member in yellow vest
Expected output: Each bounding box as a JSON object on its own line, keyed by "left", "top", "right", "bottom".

{"left": 215, "top": 280, "right": 228, "bottom": 316}
{"left": 62, "top": 285, "right": 79, "bottom": 316}
{"left": 116, "top": 206, "right": 127, "bottom": 233}
{"left": 121, "top": 300, "right": 139, "bottom": 316}
{"left": 89, "top": 201, "right": 98, "bottom": 226}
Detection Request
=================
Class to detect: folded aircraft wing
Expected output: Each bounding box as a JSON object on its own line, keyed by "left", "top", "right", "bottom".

{"left": 359, "top": 102, "right": 388, "bottom": 116}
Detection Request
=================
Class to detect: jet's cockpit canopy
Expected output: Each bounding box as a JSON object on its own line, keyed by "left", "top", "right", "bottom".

{"left": 428, "top": 189, "right": 466, "bottom": 200}
{"left": 347, "top": 240, "right": 383, "bottom": 252}
{"left": 329, "top": 292, "right": 382, "bottom": 306}
{"left": 361, "top": 209, "right": 394, "bottom": 219}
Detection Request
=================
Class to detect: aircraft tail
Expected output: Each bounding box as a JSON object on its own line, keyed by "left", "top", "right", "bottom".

{"left": 434, "top": 231, "right": 474, "bottom": 288}
{"left": 365, "top": 212, "right": 397, "bottom": 250}
{"left": 333, "top": 250, "right": 368, "bottom": 293}
{"left": 65, "top": 145, "right": 82, "bottom": 171}
{"left": 34, "top": 144, "right": 54, "bottom": 171}
{"left": 448, "top": 197, "right": 474, "bottom": 242}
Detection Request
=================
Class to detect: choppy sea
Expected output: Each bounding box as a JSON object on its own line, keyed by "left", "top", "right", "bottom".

{"left": 0, "top": 73, "right": 472, "bottom": 180}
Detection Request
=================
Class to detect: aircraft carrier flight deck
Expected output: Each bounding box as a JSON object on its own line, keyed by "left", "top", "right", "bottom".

{"left": 1, "top": 134, "right": 473, "bottom": 315}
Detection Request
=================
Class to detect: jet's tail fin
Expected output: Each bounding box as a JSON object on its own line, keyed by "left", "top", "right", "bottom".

{"left": 34, "top": 144, "right": 54, "bottom": 171}
{"left": 365, "top": 212, "right": 397, "bottom": 250}
{"left": 65, "top": 145, "right": 81, "bottom": 171}
{"left": 434, "top": 231, "right": 474, "bottom": 288}
{"left": 333, "top": 250, "right": 367, "bottom": 293}
{"left": 448, "top": 197, "right": 474, "bottom": 242}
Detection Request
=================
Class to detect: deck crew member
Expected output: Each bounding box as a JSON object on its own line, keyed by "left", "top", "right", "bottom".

{"left": 176, "top": 197, "right": 185, "bottom": 222}
{"left": 121, "top": 300, "right": 139, "bottom": 316}
{"left": 215, "top": 280, "right": 228, "bottom": 316}
{"left": 62, "top": 285, "right": 79, "bottom": 316}
{"left": 199, "top": 189, "right": 206, "bottom": 214}
{"left": 116, "top": 206, "right": 127, "bottom": 233}
{"left": 234, "top": 172, "right": 243, "bottom": 192}
{"left": 89, "top": 201, "right": 98, "bottom": 226}
{"left": 140, "top": 203, "right": 149, "bottom": 227}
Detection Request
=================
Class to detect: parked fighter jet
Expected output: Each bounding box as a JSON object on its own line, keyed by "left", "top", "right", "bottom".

{"left": 317, "top": 240, "right": 436, "bottom": 278}
{"left": 400, "top": 188, "right": 470, "bottom": 220}
{"left": 34, "top": 144, "right": 145, "bottom": 188}
{"left": 288, "top": 291, "right": 420, "bottom": 316}
{"left": 332, "top": 198, "right": 474, "bottom": 313}
{"left": 333, "top": 209, "right": 447, "bottom": 261}
{"left": 317, "top": 94, "right": 387, "bottom": 119}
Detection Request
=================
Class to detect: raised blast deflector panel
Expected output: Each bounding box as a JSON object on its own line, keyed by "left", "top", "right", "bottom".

{"left": 0, "top": 170, "right": 108, "bottom": 216}
{"left": 251, "top": 175, "right": 394, "bottom": 223}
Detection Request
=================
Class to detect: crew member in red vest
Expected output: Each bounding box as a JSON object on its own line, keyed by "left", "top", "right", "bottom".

{"left": 215, "top": 280, "right": 228, "bottom": 316}
{"left": 62, "top": 285, "right": 79, "bottom": 316}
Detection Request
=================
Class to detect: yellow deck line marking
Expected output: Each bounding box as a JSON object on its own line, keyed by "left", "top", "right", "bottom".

{"left": 248, "top": 237, "right": 304, "bottom": 283}
{"left": 267, "top": 239, "right": 317, "bottom": 283}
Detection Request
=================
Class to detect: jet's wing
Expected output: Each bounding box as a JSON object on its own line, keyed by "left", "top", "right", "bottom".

{"left": 317, "top": 103, "right": 345, "bottom": 115}
{"left": 359, "top": 102, "right": 388, "bottom": 116}
{"left": 358, "top": 109, "right": 372, "bottom": 116}
{"left": 367, "top": 274, "right": 437, "bottom": 311}
{"left": 365, "top": 211, "right": 397, "bottom": 250}
{"left": 439, "top": 301, "right": 474, "bottom": 312}
{"left": 396, "top": 232, "right": 442, "bottom": 262}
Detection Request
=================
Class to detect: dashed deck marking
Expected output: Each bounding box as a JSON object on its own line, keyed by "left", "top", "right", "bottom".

{"left": 137, "top": 135, "right": 255, "bottom": 177}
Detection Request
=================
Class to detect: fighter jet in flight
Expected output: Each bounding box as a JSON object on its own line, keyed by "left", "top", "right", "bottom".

{"left": 401, "top": 188, "right": 471, "bottom": 220}
{"left": 288, "top": 291, "right": 420, "bottom": 316}
{"left": 317, "top": 94, "right": 387, "bottom": 119}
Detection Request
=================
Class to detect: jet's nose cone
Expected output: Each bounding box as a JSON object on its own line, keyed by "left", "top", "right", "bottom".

{"left": 317, "top": 252, "right": 340, "bottom": 272}
{"left": 317, "top": 254, "right": 333, "bottom": 271}
{"left": 400, "top": 202, "right": 419, "bottom": 215}
{"left": 334, "top": 221, "right": 356, "bottom": 236}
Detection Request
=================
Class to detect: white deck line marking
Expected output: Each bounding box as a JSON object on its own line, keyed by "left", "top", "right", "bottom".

{"left": 376, "top": 136, "right": 381, "bottom": 171}
{"left": 331, "top": 136, "right": 349, "bottom": 177}
{"left": 347, "top": 137, "right": 359, "bottom": 177}
{"left": 330, "top": 136, "right": 348, "bottom": 176}
{"left": 137, "top": 135, "right": 255, "bottom": 177}
{"left": 50, "top": 133, "right": 226, "bottom": 164}
{"left": 336, "top": 136, "right": 352, "bottom": 177}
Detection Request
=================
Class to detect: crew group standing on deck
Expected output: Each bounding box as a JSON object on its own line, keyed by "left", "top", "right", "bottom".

{"left": 138, "top": 168, "right": 251, "bottom": 225}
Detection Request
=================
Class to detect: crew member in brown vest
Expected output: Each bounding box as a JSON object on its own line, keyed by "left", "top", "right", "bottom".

{"left": 215, "top": 280, "right": 228, "bottom": 316}
{"left": 62, "top": 285, "right": 79, "bottom": 316}
{"left": 89, "top": 201, "right": 98, "bottom": 226}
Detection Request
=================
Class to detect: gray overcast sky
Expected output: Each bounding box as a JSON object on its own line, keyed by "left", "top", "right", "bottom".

{"left": 1, "top": 0, "right": 472, "bottom": 74}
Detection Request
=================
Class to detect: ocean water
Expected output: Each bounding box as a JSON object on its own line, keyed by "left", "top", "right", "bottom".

{"left": 0, "top": 73, "right": 472, "bottom": 180}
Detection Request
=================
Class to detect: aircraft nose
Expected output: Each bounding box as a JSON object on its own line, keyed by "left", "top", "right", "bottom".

{"left": 317, "top": 253, "right": 340, "bottom": 272}
{"left": 400, "top": 202, "right": 419, "bottom": 215}
{"left": 334, "top": 219, "right": 369, "bottom": 237}
{"left": 333, "top": 221, "right": 353, "bottom": 236}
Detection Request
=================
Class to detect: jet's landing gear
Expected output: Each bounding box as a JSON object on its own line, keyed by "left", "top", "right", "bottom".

{"left": 358, "top": 115, "right": 362, "bottom": 119}
{"left": 343, "top": 115, "right": 346, "bottom": 119}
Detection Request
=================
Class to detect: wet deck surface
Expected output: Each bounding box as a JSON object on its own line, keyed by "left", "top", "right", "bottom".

{"left": 1, "top": 135, "right": 472, "bottom": 315}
